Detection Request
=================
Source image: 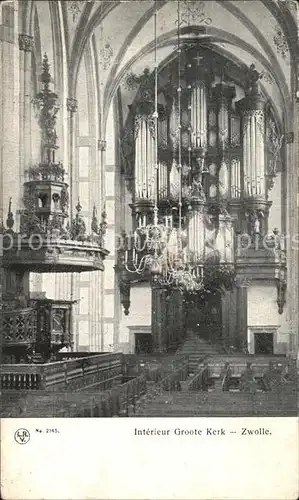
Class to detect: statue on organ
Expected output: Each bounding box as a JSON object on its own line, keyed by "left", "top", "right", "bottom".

{"left": 245, "top": 209, "right": 265, "bottom": 238}
{"left": 245, "top": 64, "right": 262, "bottom": 96}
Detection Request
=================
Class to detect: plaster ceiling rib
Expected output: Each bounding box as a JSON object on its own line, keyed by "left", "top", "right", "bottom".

{"left": 22, "top": 0, "right": 33, "bottom": 34}
{"left": 155, "top": 25, "right": 279, "bottom": 84}
{"left": 69, "top": 0, "right": 121, "bottom": 98}
{"left": 261, "top": 0, "right": 298, "bottom": 97}
{"left": 91, "top": 32, "right": 103, "bottom": 139}
{"left": 49, "top": 1, "right": 65, "bottom": 94}
{"left": 60, "top": 1, "right": 72, "bottom": 72}
{"left": 262, "top": 0, "right": 298, "bottom": 57}
{"left": 102, "top": 0, "right": 167, "bottom": 126}
{"left": 102, "top": 1, "right": 290, "bottom": 128}
{"left": 218, "top": 1, "right": 290, "bottom": 101}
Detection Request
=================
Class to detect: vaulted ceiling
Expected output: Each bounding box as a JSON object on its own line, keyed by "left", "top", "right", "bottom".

{"left": 25, "top": 0, "right": 298, "bottom": 126}
{"left": 70, "top": 1, "right": 297, "bottom": 120}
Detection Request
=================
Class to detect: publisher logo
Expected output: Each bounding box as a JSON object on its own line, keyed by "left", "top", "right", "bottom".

{"left": 14, "top": 428, "right": 30, "bottom": 445}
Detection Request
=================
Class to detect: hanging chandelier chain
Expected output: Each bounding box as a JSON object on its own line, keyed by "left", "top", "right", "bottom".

{"left": 153, "top": 2, "right": 159, "bottom": 225}
{"left": 177, "top": 0, "right": 182, "bottom": 242}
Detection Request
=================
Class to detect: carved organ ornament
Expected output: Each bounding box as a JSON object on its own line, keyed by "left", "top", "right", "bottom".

{"left": 119, "top": 48, "right": 286, "bottom": 315}
{"left": 124, "top": 54, "right": 280, "bottom": 219}
{"left": 122, "top": 54, "right": 284, "bottom": 211}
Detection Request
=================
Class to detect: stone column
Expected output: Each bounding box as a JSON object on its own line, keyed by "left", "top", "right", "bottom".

{"left": 19, "top": 34, "right": 34, "bottom": 178}
{"left": 66, "top": 97, "right": 78, "bottom": 213}
{"left": 165, "top": 290, "right": 172, "bottom": 348}
{"left": 285, "top": 130, "right": 299, "bottom": 356}
{"left": 151, "top": 281, "right": 164, "bottom": 353}
{"left": 160, "top": 288, "right": 168, "bottom": 350}
{"left": 235, "top": 277, "right": 249, "bottom": 350}
{"left": 18, "top": 34, "right": 39, "bottom": 293}
{"left": 177, "top": 290, "right": 184, "bottom": 344}
{"left": 0, "top": 21, "right": 21, "bottom": 226}
{"left": 98, "top": 138, "right": 107, "bottom": 352}
{"left": 221, "top": 290, "right": 230, "bottom": 349}
{"left": 67, "top": 97, "right": 78, "bottom": 350}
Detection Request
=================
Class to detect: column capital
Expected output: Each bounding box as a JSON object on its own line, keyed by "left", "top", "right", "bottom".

{"left": 18, "top": 34, "right": 34, "bottom": 52}
{"left": 98, "top": 139, "right": 107, "bottom": 151}
{"left": 66, "top": 97, "right": 78, "bottom": 113}
{"left": 236, "top": 276, "right": 251, "bottom": 288}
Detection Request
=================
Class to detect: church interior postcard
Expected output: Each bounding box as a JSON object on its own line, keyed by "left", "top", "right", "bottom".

{"left": 0, "top": 0, "right": 298, "bottom": 499}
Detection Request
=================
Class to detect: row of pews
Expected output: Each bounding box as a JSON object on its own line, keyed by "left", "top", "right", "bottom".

{"left": 187, "top": 357, "right": 296, "bottom": 393}
{"left": 134, "top": 355, "right": 297, "bottom": 417}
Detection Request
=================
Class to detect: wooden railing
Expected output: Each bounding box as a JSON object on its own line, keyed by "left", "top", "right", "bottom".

{"left": 61, "top": 374, "right": 149, "bottom": 418}
{"left": 123, "top": 354, "right": 187, "bottom": 374}
{"left": 55, "top": 352, "right": 109, "bottom": 361}
{"left": 1, "top": 353, "right": 123, "bottom": 391}
{"left": 91, "top": 374, "right": 148, "bottom": 417}
{"left": 221, "top": 365, "right": 232, "bottom": 391}
{"left": 1, "top": 366, "right": 41, "bottom": 390}
{"left": 1, "top": 365, "right": 162, "bottom": 418}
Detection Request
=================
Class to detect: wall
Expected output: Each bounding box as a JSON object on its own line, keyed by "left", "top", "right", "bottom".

{"left": 247, "top": 283, "right": 288, "bottom": 354}
{"left": 101, "top": 101, "right": 119, "bottom": 353}
{"left": 74, "top": 41, "right": 103, "bottom": 352}
{"left": 118, "top": 283, "right": 152, "bottom": 354}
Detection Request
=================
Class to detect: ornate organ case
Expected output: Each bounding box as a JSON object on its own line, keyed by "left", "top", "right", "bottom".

{"left": 121, "top": 47, "right": 283, "bottom": 260}
{"left": 118, "top": 47, "right": 285, "bottom": 324}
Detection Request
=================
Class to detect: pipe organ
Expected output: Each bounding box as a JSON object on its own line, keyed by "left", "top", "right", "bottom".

{"left": 123, "top": 48, "right": 280, "bottom": 263}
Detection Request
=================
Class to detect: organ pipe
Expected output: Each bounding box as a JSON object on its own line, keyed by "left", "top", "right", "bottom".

{"left": 134, "top": 115, "right": 155, "bottom": 200}
{"left": 242, "top": 110, "right": 265, "bottom": 197}
{"left": 218, "top": 101, "right": 229, "bottom": 148}
{"left": 230, "top": 158, "right": 241, "bottom": 199}
{"left": 158, "top": 162, "right": 168, "bottom": 200}
{"left": 190, "top": 82, "right": 207, "bottom": 150}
